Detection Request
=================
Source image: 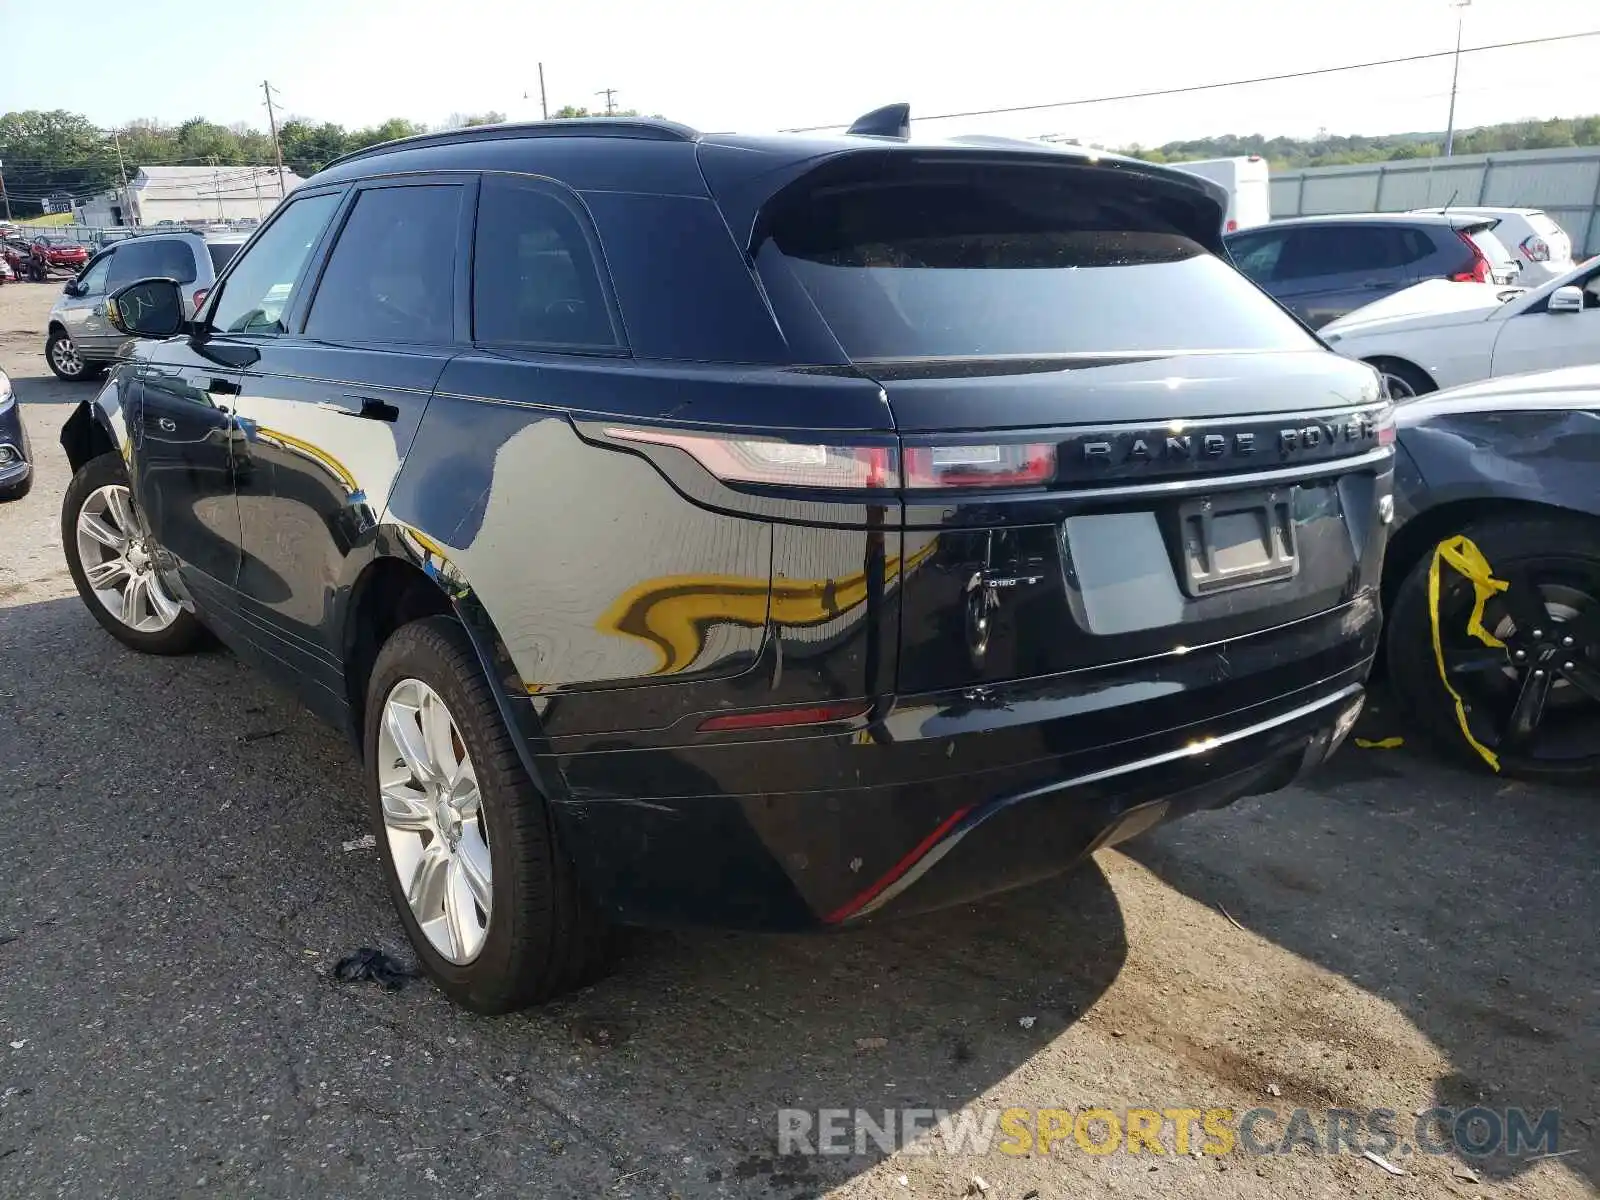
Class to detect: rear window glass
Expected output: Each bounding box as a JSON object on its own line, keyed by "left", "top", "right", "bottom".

{"left": 107, "top": 238, "right": 199, "bottom": 288}
{"left": 207, "top": 241, "right": 242, "bottom": 272}
{"left": 763, "top": 167, "right": 1315, "bottom": 360}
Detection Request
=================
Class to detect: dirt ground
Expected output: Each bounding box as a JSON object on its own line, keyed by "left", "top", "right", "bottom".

{"left": 0, "top": 279, "right": 1594, "bottom": 1199}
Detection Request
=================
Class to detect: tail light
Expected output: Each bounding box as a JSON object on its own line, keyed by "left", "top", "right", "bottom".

{"left": 606, "top": 427, "right": 1058, "bottom": 492}
{"left": 1520, "top": 235, "right": 1550, "bottom": 263}
{"left": 191, "top": 288, "right": 209, "bottom": 311}
{"left": 1225, "top": 219, "right": 1238, "bottom": 232}
{"left": 902, "top": 442, "right": 1056, "bottom": 489}
{"left": 605, "top": 427, "right": 895, "bottom": 488}
{"left": 1449, "top": 230, "right": 1492, "bottom": 283}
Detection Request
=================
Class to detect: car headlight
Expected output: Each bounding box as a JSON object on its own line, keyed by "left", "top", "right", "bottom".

{"left": 0, "top": 369, "right": 13, "bottom": 412}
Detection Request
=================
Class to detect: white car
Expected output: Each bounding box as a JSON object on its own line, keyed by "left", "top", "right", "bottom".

{"left": 1319, "top": 254, "right": 1600, "bottom": 397}
{"left": 1410, "top": 207, "right": 1576, "bottom": 287}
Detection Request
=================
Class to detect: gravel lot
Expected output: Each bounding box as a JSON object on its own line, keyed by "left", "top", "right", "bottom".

{"left": 0, "top": 280, "right": 1594, "bottom": 1200}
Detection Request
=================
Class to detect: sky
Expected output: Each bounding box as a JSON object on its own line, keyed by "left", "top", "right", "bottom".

{"left": 1, "top": 0, "right": 1596, "bottom": 148}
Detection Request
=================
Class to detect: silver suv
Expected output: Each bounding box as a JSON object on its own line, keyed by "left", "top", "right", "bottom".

{"left": 45, "top": 232, "right": 245, "bottom": 381}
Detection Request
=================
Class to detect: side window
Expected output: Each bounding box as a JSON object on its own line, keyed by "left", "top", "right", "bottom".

{"left": 1400, "top": 228, "right": 1434, "bottom": 264}
{"left": 472, "top": 175, "right": 619, "bottom": 349}
{"left": 107, "top": 238, "right": 200, "bottom": 289}
{"left": 1228, "top": 233, "right": 1286, "bottom": 283}
{"left": 1340, "top": 228, "right": 1407, "bottom": 273}
{"left": 1278, "top": 228, "right": 1354, "bottom": 280}
{"left": 304, "top": 184, "right": 463, "bottom": 343}
{"left": 76, "top": 253, "right": 114, "bottom": 296}
{"left": 1582, "top": 266, "right": 1600, "bottom": 309}
{"left": 209, "top": 192, "right": 342, "bottom": 336}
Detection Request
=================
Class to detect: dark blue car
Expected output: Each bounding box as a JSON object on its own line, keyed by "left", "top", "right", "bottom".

{"left": 1226, "top": 212, "right": 1519, "bottom": 329}
{"left": 58, "top": 109, "right": 1391, "bottom": 1011}
{"left": 0, "top": 367, "right": 31, "bottom": 500}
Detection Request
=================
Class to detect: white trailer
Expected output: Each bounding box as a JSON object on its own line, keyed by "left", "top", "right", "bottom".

{"left": 1170, "top": 156, "right": 1271, "bottom": 234}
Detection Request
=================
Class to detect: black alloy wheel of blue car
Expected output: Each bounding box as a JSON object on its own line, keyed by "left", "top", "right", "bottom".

{"left": 1388, "top": 514, "right": 1600, "bottom": 782}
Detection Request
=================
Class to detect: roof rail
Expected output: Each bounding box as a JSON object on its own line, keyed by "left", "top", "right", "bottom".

{"left": 323, "top": 117, "right": 701, "bottom": 170}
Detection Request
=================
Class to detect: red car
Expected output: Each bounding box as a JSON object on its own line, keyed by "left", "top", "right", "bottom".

{"left": 1, "top": 239, "right": 33, "bottom": 278}
{"left": 31, "top": 237, "right": 90, "bottom": 271}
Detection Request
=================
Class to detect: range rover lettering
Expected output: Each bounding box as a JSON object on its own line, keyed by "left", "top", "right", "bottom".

{"left": 58, "top": 107, "right": 1392, "bottom": 1012}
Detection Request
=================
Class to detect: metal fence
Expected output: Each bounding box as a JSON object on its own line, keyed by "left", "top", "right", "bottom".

{"left": 2, "top": 221, "right": 258, "bottom": 251}
{"left": 1270, "top": 146, "right": 1600, "bottom": 258}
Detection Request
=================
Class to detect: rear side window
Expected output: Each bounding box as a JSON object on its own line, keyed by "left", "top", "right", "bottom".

{"left": 305, "top": 184, "right": 463, "bottom": 343}
{"left": 763, "top": 164, "right": 1313, "bottom": 360}
{"left": 1279, "top": 227, "right": 1409, "bottom": 278}
{"left": 472, "top": 176, "right": 618, "bottom": 349}
{"left": 1399, "top": 228, "right": 1434, "bottom": 263}
{"left": 107, "top": 238, "right": 199, "bottom": 288}
{"left": 1226, "top": 230, "right": 1288, "bottom": 282}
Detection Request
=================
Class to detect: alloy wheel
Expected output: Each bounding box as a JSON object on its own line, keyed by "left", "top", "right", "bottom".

{"left": 377, "top": 678, "right": 492, "bottom": 964}
{"left": 1437, "top": 565, "right": 1600, "bottom": 761}
{"left": 74, "top": 484, "right": 182, "bottom": 632}
{"left": 50, "top": 335, "right": 83, "bottom": 377}
{"left": 1381, "top": 371, "right": 1418, "bottom": 400}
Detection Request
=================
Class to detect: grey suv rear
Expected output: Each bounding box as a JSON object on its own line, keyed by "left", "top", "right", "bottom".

{"left": 46, "top": 233, "right": 242, "bottom": 381}
{"left": 1225, "top": 213, "right": 1518, "bottom": 329}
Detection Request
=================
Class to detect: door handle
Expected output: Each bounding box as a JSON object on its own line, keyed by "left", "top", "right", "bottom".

{"left": 327, "top": 396, "right": 400, "bottom": 423}
{"left": 1362, "top": 281, "right": 1390, "bottom": 289}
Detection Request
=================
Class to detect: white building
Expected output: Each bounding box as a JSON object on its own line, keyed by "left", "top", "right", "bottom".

{"left": 74, "top": 165, "right": 305, "bottom": 228}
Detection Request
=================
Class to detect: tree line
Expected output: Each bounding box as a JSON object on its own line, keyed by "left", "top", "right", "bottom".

{"left": 3, "top": 107, "right": 1595, "bottom": 215}
{"left": 1122, "top": 115, "right": 1600, "bottom": 168}
{"left": 0, "top": 106, "right": 641, "bottom": 214}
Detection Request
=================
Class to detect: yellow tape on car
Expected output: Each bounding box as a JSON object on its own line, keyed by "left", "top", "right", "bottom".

{"left": 1426, "top": 534, "right": 1507, "bottom": 771}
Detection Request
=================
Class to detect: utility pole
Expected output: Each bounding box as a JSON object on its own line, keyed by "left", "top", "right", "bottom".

{"left": 538, "top": 62, "right": 549, "bottom": 120}
{"left": 212, "top": 159, "right": 225, "bottom": 223}
{"left": 596, "top": 88, "right": 618, "bottom": 116}
{"left": 263, "top": 80, "right": 287, "bottom": 198}
{"left": 1443, "top": 0, "right": 1471, "bottom": 157}
{"left": 1, "top": 160, "right": 13, "bottom": 223}
{"left": 111, "top": 129, "right": 135, "bottom": 226}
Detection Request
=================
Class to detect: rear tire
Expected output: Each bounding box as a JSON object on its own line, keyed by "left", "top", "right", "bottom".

{"left": 61, "top": 451, "right": 206, "bottom": 655}
{"left": 1387, "top": 513, "right": 1600, "bottom": 783}
{"left": 365, "top": 617, "right": 610, "bottom": 1012}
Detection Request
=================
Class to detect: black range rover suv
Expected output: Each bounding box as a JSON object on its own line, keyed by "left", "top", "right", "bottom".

{"left": 59, "top": 109, "right": 1392, "bottom": 1012}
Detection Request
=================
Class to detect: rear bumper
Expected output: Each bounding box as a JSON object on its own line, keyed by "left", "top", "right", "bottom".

{"left": 542, "top": 598, "right": 1378, "bottom": 930}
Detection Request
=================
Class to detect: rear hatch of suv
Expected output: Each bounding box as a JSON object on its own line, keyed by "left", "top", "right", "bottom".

{"left": 1450, "top": 218, "right": 1520, "bottom": 285}
{"left": 742, "top": 148, "right": 1390, "bottom": 710}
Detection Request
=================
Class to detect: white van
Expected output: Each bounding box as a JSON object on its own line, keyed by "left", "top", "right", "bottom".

{"left": 1170, "top": 156, "right": 1272, "bottom": 234}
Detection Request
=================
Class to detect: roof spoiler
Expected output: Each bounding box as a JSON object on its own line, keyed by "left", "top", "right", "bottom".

{"left": 845, "top": 103, "right": 910, "bottom": 141}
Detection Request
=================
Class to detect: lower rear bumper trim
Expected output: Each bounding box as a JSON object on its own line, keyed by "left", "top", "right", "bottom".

{"left": 826, "top": 682, "right": 1364, "bottom": 924}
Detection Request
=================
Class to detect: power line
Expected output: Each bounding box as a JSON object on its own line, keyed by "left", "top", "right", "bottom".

{"left": 784, "top": 28, "right": 1600, "bottom": 131}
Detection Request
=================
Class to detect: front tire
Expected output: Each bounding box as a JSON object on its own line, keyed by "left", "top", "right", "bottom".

{"left": 61, "top": 452, "right": 206, "bottom": 655}
{"left": 1387, "top": 513, "right": 1600, "bottom": 782}
{"left": 1367, "top": 357, "right": 1435, "bottom": 400}
{"left": 365, "top": 617, "right": 609, "bottom": 1012}
{"left": 46, "top": 329, "right": 97, "bottom": 382}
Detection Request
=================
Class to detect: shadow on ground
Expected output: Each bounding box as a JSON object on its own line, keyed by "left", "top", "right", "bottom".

{"left": 0, "top": 594, "right": 1129, "bottom": 1197}
{"left": 1125, "top": 687, "right": 1598, "bottom": 1190}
